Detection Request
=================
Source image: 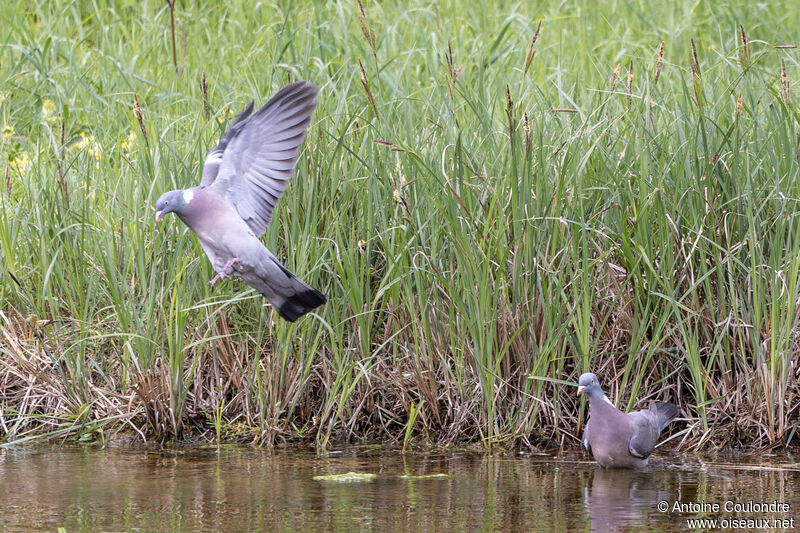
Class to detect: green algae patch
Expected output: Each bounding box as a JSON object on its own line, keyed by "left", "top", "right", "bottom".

{"left": 399, "top": 473, "right": 450, "bottom": 480}
{"left": 313, "top": 472, "right": 377, "bottom": 482}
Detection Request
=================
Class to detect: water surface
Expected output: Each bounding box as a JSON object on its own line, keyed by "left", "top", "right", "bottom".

{"left": 0, "top": 446, "right": 797, "bottom": 531}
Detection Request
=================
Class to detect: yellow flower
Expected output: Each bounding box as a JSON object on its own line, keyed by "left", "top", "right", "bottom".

{"left": 72, "top": 132, "right": 103, "bottom": 168}
{"left": 2, "top": 124, "right": 14, "bottom": 142}
{"left": 216, "top": 108, "right": 235, "bottom": 124}
{"left": 41, "top": 99, "right": 57, "bottom": 123}
{"left": 10, "top": 153, "right": 32, "bottom": 175}
{"left": 120, "top": 130, "right": 136, "bottom": 152}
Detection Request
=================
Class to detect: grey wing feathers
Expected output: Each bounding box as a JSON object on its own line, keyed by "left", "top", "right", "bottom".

{"left": 200, "top": 101, "right": 255, "bottom": 187}
{"left": 626, "top": 401, "right": 678, "bottom": 459}
{"left": 207, "top": 81, "right": 318, "bottom": 236}
{"left": 626, "top": 409, "right": 659, "bottom": 459}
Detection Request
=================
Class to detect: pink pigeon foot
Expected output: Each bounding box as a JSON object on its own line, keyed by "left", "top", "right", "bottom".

{"left": 223, "top": 257, "right": 242, "bottom": 271}
{"left": 209, "top": 258, "right": 241, "bottom": 286}
{"left": 208, "top": 272, "right": 227, "bottom": 286}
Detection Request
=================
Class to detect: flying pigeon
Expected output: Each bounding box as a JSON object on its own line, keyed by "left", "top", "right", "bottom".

{"left": 577, "top": 372, "right": 679, "bottom": 468}
{"left": 154, "top": 81, "right": 326, "bottom": 322}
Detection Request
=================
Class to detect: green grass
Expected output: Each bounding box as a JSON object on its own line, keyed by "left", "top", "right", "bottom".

{"left": 1, "top": 0, "right": 799, "bottom": 449}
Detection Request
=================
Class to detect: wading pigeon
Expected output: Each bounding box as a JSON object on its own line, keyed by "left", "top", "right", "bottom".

{"left": 154, "top": 81, "right": 326, "bottom": 322}
{"left": 577, "top": 372, "right": 678, "bottom": 468}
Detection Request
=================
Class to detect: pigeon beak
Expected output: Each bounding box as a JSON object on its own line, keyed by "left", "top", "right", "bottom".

{"left": 155, "top": 211, "right": 163, "bottom": 223}
{"left": 577, "top": 385, "right": 586, "bottom": 396}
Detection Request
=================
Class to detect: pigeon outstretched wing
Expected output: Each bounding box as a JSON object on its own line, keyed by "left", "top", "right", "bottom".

{"left": 201, "top": 81, "right": 318, "bottom": 236}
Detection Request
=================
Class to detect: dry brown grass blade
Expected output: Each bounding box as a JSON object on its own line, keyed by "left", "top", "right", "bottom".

{"left": 0, "top": 311, "right": 142, "bottom": 444}
{"left": 1, "top": 318, "right": 57, "bottom": 395}
{"left": 132, "top": 359, "right": 173, "bottom": 439}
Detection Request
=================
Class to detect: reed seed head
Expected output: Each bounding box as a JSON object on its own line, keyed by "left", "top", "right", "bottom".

{"left": 655, "top": 41, "right": 664, "bottom": 84}
{"left": 738, "top": 25, "right": 750, "bottom": 71}
{"left": 444, "top": 41, "right": 462, "bottom": 97}
{"left": 610, "top": 63, "right": 621, "bottom": 92}
{"left": 523, "top": 111, "right": 532, "bottom": 157}
{"left": 690, "top": 39, "right": 703, "bottom": 107}
{"left": 690, "top": 38, "right": 701, "bottom": 77}
{"left": 780, "top": 58, "right": 791, "bottom": 105}
{"left": 357, "top": 0, "right": 377, "bottom": 55}
{"left": 133, "top": 94, "right": 148, "bottom": 148}
{"left": 359, "top": 60, "right": 379, "bottom": 118}
{"left": 626, "top": 61, "right": 634, "bottom": 107}
{"left": 505, "top": 85, "right": 515, "bottom": 145}
{"left": 201, "top": 70, "right": 210, "bottom": 121}
{"left": 523, "top": 21, "right": 541, "bottom": 77}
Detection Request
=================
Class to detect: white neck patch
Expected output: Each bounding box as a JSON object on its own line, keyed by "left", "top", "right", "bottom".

{"left": 205, "top": 151, "right": 223, "bottom": 165}
{"left": 183, "top": 189, "right": 194, "bottom": 204}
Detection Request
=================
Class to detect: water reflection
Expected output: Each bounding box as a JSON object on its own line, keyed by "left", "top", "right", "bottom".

{"left": 583, "top": 468, "right": 664, "bottom": 531}
{"left": 0, "top": 447, "right": 796, "bottom": 532}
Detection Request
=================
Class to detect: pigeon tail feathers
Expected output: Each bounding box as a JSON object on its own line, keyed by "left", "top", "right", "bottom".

{"left": 250, "top": 255, "right": 326, "bottom": 322}
{"left": 275, "top": 284, "right": 327, "bottom": 322}
{"left": 655, "top": 402, "right": 679, "bottom": 433}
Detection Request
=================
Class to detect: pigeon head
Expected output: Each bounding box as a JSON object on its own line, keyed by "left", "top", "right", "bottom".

{"left": 577, "top": 372, "right": 604, "bottom": 400}
{"left": 155, "top": 189, "right": 195, "bottom": 222}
